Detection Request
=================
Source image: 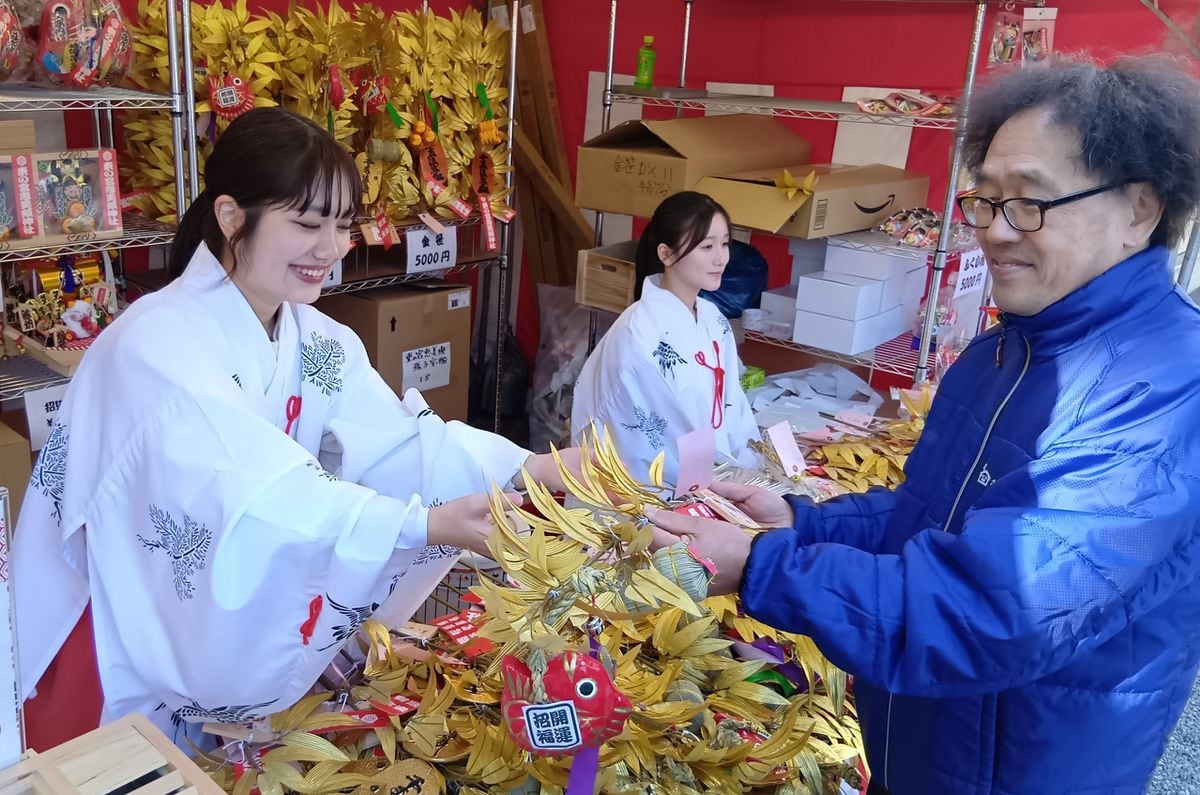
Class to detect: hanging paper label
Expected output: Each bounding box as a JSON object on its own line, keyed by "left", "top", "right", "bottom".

{"left": 370, "top": 694, "right": 421, "bottom": 717}
{"left": 472, "top": 152, "right": 499, "bottom": 250}
{"left": 673, "top": 426, "right": 716, "bottom": 499}
{"left": 417, "top": 211, "right": 446, "bottom": 235}
{"left": 954, "top": 248, "right": 987, "bottom": 298}
{"left": 523, "top": 701, "right": 582, "bottom": 752}
{"left": 417, "top": 142, "right": 450, "bottom": 188}
{"left": 493, "top": 204, "right": 517, "bottom": 223}
{"left": 12, "top": 154, "right": 37, "bottom": 239}
{"left": 402, "top": 341, "right": 452, "bottom": 392}
{"left": 373, "top": 209, "right": 396, "bottom": 250}
{"left": 405, "top": 227, "right": 458, "bottom": 274}
{"left": 431, "top": 608, "right": 482, "bottom": 644}
{"left": 766, "top": 421, "right": 807, "bottom": 477}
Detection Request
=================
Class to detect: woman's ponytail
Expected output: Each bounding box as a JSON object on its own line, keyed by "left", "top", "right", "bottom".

{"left": 167, "top": 190, "right": 217, "bottom": 281}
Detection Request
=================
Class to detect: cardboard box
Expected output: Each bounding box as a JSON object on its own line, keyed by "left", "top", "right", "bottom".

{"left": 0, "top": 417, "right": 32, "bottom": 523}
{"left": 792, "top": 304, "right": 910, "bottom": 355}
{"left": 576, "top": 240, "right": 638, "bottom": 314}
{"left": 32, "top": 150, "right": 124, "bottom": 243}
{"left": 575, "top": 114, "right": 811, "bottom": 218}
{"left": 315, "top": 284, "right": 473, "bottom": 421}
{"left": 0, "top": 121, "right": 34, "bottom": 157}
{"left": 759, "top": 284, "right": 798, "bottom": 318}
{"left": 695, "top": 163, "right": 930, "bottom": 239}
{"left": 795, "top": 270, "right": 886, "bottom": 321}
{"left": 825, "top": 243, "right": 928, "bottom": 281}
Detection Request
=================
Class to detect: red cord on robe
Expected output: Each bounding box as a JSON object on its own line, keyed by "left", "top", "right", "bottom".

{"left": 23, "top": 604, "right": 103, "bottom": 751}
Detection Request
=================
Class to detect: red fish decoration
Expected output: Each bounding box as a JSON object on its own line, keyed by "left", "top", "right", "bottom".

{"left": 500, "top": 650, "right": 631, "bottom": 755}
{"left": 352, "top": 67, "right": 389, "bottom": 117}
{"left": 208, "top": 72, "right": 254, "bottom": 121}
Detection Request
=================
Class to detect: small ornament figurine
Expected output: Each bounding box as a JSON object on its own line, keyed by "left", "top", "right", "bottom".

{"left": 500, "top": 647, "right": 631, "bottom": 755}
{"left": 208, "top": 72, "right": 255, "bottom": 121}
{"left": 59, "top": 298, "right": 99, "bottom": 340}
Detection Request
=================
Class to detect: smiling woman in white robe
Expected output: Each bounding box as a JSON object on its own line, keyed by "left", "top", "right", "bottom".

{"left": 571, "top": 192, "right": 760, "bottom": 488}
{"left": 13, "top": 108, "right": 575, "bottom": 747}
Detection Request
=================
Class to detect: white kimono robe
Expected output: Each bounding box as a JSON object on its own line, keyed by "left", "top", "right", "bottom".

{"left": 13, "top": 243, "right": 529, "bottom": 740}
{"left": 571, "top": 275, "right": 759, "bottom": 487}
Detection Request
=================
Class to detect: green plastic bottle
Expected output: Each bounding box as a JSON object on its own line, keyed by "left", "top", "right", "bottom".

{"left": 634, "top": 35, "right": 656, "bottom": 90}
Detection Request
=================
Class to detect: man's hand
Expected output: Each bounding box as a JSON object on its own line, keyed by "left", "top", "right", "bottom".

{"left": 426, "top": 492, "right": 519, "bottom": 556}
{"left": 645, "top": 508, "right": 754, "bottom": 596}
{"left": 514, "top": 449, "right": 583, "bottom": 494}
{"left": 709, "top": 480, "right": 795, "bottom": 528}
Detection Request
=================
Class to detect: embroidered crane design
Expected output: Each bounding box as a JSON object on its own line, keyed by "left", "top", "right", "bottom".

{"left": 652, "top": 341, "right": 687, "bottom": 378}
{"left": 170, "top": 698, "right": 279, "bottom": 726}
{"left": 31, "top": 422, "right": 68, "bottom": 521}
{"left": 318, "top": 594, "right": 379, "bottom": 651}
{"left": 300, "top": 332, "right": 347, "bottom": 396}
{"left": 137, "top": 505, "right": 212, "bottom": 601}
{"left": 621, "top": 407, "right": 668, "bottom": 450}
{"left": 716, "top": 314, "right": 732, "bottom": 337}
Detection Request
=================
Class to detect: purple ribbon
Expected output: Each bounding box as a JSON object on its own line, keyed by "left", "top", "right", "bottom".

{"left": 566, "top": 746, "right": 600, "bottom": 795}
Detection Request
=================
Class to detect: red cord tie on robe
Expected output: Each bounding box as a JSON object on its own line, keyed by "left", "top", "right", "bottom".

{"left": 694, "top": 340, "right": 725, "bottom": 429}
{"left": 285, "top": 395, "right": 302, "bottom": 436}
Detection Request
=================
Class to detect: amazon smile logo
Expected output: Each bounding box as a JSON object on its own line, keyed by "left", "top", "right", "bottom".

{"left": 855, "top": 194, "right": 896, "bottom": 214}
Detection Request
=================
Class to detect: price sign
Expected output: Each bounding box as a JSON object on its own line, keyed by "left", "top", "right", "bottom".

{"left": 405, "top": 228, "right": 458, "bottom": 274}
{"left": 954, "top": 248, "right": 987, "bottom": 299}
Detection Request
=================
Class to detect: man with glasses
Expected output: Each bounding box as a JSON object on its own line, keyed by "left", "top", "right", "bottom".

{"left": 645, "top": 55, "right": 1200, "bottom": 794}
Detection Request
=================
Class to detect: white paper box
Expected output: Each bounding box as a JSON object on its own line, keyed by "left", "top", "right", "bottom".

{"left": 825, "top": 244, "right": 926, "bottom": 281}
{"left": 795, "top": 270, "right": 885, "bottom": 320}
{"left": 880, "top": 266, "right": 928, "bottom": 311}
{"left": 792, "top": 304, "right": 910, "bottom": 355}
{"left": 788, "top": 238, "right": 827, "bottom": 284}
{"left": 760, "top": 284, "right": 798, "bottom": 318}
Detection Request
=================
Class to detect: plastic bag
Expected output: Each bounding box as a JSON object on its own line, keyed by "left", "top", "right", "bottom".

{"left": 0, "top": 0, "right": 26, "bottom": 82}
{"left": 528, "top": 284, "right": 616, "bottom": 452}
{"left": 700, "top": 239, "right": 767, "bottom": 319}
{"left": 38, "top": 0, "right": 131, "bottom": 88}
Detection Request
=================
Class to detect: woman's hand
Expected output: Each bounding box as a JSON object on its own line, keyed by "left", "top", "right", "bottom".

{"left": 426, "top": 492, "right": 518, "bottom": 556}
{"left": 513, "top": 449, "right": 584, "bottom": 494}
{"left": 645, "top": 508, "right": 754, "bottom": 596}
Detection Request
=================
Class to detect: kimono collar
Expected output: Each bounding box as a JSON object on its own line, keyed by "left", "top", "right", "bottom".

{"left": 641, "top": 274, "right": 701, "bottom": 322}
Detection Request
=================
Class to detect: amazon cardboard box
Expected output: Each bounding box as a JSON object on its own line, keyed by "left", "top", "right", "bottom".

{"left": 694, "top": 163, "right": 930, "bottom": 239}
{"left": 316, "top": 283, "right": 473, "bottom": 421}
{"left": 575, "top": 114, "right": 811, "bottom": 219}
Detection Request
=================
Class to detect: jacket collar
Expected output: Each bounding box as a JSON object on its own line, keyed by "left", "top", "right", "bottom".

{"left": 1003, "top": 245, "right": 1174, "bottom": 353}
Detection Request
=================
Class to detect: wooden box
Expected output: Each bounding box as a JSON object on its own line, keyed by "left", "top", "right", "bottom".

{"left": 575, "top": 240, "right": 638, "bottom": 315}
{"left": 0, "top": 713, "right": 223, "bottom": 795}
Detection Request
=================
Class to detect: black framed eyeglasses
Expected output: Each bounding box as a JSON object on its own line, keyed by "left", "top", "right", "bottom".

{"left": 957, "top": 180, "right": 1136, "bottom": 233}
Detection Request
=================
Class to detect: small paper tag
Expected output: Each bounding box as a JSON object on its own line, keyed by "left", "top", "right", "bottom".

{"left": 523, "top": 701, "right": 582, "bottom": 751}
{"left": 766, "top": 421, "right": 807, "bottom": 477}
{"left": 489, "top": 5, "right": 509, "bottom": 30}
{"left": 416, "top": 211, "right": 446, "bottom": 235}
{"left": 694, "top": 487, "right": 765, "bottom": 529}
{"left": 673, "top": 426, "right": 716, "bottom": 499}
{"left": 520, "top": 3, "right": 535, "bottom": 32}
{"left": 954, "top": 247, "right": 987, "bottom": 298}
{"left": 834, "top": 410, "right": 874, "bottom": 430}
{"left": 402, "top": 341, "right": 451, "bottom": 392}
{"left": 370, "top": 694, "right": 421, "bottom": 717}
{"left": 672, "top": 501, "right": 720, "bottom": 521}
{"left": 432, "top": 608, "right": 483, "bottom": 645}
{"left": 448, "top": 290, "right": 470, "bottom": 311}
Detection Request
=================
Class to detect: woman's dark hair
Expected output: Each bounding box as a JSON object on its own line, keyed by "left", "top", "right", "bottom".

{"left": 634, "top": 191, "right": 731, "bottom": 299}
{"left": 963, "top": 54, "right": 1200, "bottom": 248}
{"left": 169, "top": 107, "right": 362, "bottom": 278}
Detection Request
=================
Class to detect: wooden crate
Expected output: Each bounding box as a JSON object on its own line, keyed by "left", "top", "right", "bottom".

{"left": 2, "top": 327, "right": 86, "bottom": 377}
{"left": 575, "top": 240, "right": 638, "bottom": 315}
{"left": 0, "top": 714, "right": 224, "bottom": 795}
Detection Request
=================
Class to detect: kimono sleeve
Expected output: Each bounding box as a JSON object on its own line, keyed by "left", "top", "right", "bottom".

{"left": 317, "top": 328, "right": 531, "bottom": 498}
{"left": 86, "top": 390, "right": 430, "bottom": 718}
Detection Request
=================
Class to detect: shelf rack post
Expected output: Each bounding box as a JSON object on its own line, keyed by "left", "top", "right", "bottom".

{"left": 913, "top": 0, "right": 988, "bottom": 384}
{"left": 180, "top": 0, "right": 201, "bottom": 203}
{"left": 588, "top": 0, "right": 620, "bottom": 351}
{"left": 1179, "top": 218, "right": 1200, "bottom": 293}
{"left": 492, "top": 0, "right": 521, "bottom": 434}
{"left": 164, "top": 0, "right": 186, "bottom": 221}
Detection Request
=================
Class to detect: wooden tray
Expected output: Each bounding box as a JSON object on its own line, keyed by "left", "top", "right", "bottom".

{"left": 1, "top": 327, "right": 87, "bottom": 378}
{"left": 0, "top": 713, "right": 223, "bottom": 795}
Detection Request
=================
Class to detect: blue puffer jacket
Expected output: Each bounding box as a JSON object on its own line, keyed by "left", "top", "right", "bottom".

{"left": 741, "top": 246, "right": 1200, "bottom": 794}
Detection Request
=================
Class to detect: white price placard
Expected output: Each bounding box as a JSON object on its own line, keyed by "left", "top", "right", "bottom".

{"left": 954, "top": 248, "right": 988, "bottom": 299}
{"left": 406, "top": 228, "right": 458, "bottom": 274}
{"left": 402, "top": 341, "right": 452, "bottom": 392}
{"left": 23, "top": 383, "right": 69, "bottom": 451}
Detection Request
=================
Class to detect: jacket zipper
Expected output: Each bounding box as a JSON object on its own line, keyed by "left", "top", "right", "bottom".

{"left": 883, "top": 318, "right": 1031, "bottom": 790}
